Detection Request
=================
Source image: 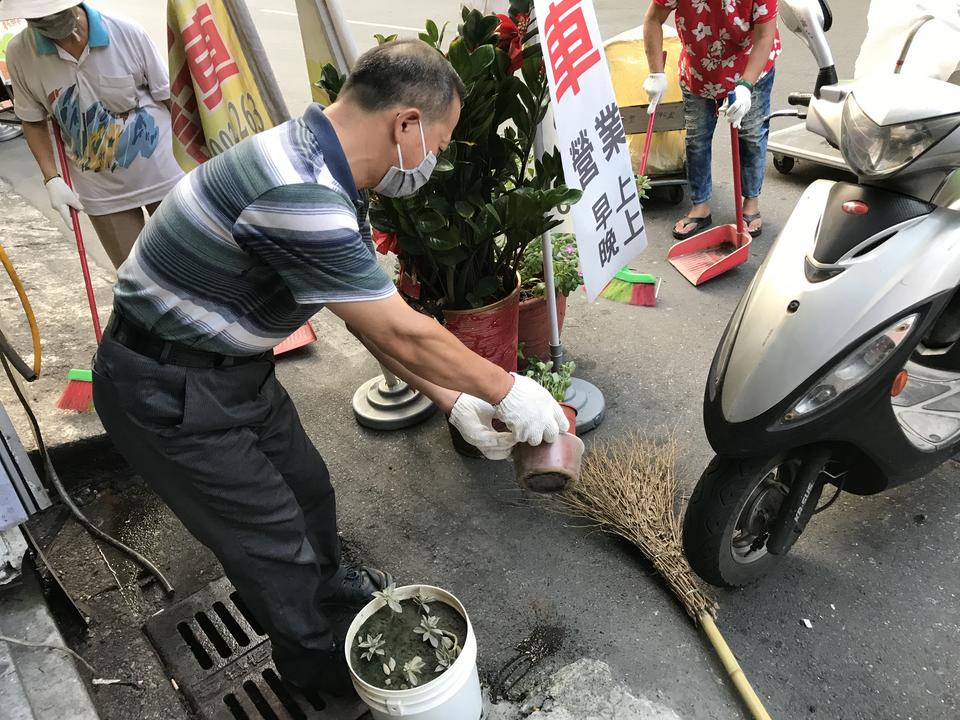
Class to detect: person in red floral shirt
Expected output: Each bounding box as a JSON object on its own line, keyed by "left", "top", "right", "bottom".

{"left": 644, "top": 0, "right": 780, "bottom": 238}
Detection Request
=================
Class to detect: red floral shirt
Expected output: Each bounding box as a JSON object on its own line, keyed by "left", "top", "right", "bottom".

{"left": 654, "top": 0, "right": 781, "bottom": 99}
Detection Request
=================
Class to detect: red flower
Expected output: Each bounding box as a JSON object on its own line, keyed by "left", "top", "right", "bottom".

{"left": 514, "top": 12, "right": 530, "bottom": 36}
{"left": 496, "top": 14, "right": 523, "bottom": 74}
{"left": 372, "top": 228, "right": 399, "bottom": 255}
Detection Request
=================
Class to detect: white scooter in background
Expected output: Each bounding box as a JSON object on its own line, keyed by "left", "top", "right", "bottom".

{"left": 682, "top": 0, "right": 960, "bottom": 587}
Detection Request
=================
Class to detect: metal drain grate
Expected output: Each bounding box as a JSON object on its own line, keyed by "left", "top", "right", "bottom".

{"left": 144, "top": 577, "right": 367, "bottom": 720}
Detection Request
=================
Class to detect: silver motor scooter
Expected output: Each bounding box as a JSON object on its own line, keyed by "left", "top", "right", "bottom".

{"left": 683, "top": 0, "right": 960, "bottom": 587}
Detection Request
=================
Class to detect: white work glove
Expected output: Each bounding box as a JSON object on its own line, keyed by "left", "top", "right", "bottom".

{"left": 643, "top": 72, "right": 668, "bottom": 113}
{"left": 45, "top": 175, "right": 83, "bottom": 229}
{"left": 449, "top": 394, "right": 516, "bottom": 461}
{"left": 724, "top": 84, "right": 752, "bottom": 129}
{"left": 494, "top": 374, "right": 569, "bottom": 446}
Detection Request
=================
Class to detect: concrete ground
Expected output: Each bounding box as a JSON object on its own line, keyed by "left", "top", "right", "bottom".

{"left": 1, "top": 1, "right": 958, "bottom": 719}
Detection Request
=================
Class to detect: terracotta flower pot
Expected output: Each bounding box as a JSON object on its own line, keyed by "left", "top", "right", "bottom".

{"left": 518, "top": 293, "right": 567, "bottom": 366}
{"left": 560, "top": 402, "right": 578, "bottom": 436}
{"left": 443, "top": 278, "right": 521, "bottom": 373}
{"left": 512, "top": 432, "right": 585, "bottom": 493}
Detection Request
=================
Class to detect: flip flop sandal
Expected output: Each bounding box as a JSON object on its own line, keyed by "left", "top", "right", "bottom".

{"left": 672, "top": 214, "right": 713, "bottom": 240}
{"left": 743, "top": 212, "right": 763, "bottom": 238}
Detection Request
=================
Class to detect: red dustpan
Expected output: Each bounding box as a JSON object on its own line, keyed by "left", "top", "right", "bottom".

{"left": 667, "top": 123, "right": 752, "bottom": 285}
{"left": 273, "top": 321, "right": 317, "bottom": 356}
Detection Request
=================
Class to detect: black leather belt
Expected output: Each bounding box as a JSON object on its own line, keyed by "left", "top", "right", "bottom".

{"left": 106, "top": 309, "right": 272, "bottom": 369}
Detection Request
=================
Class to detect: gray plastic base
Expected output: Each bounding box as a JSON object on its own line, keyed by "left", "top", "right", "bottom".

{"left": 352, "top": 375, "right": 437, "bottom": 430}
{"left": 565, "top": 377, "right": 605, "bottom": 435}
{"left": 0, "top": 125, "right": 22, "bottom": 142}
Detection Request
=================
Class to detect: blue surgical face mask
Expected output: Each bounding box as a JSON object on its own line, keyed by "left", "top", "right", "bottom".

{"left": 374, "top": 120, "right": 437, "bottom": 198}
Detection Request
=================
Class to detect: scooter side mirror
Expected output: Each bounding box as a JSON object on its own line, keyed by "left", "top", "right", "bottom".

{"left": 780, "top": 0, "right": 838, "bottom": 96}
{"left": 817, "top": 0, "right": 833, "bottom": 32}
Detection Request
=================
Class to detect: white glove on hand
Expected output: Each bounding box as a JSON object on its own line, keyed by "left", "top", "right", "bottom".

{"left": 724, "top": 84, "right": 752, "bottom": 129}
{"left": 643, "top": 72, "right": 668, "bottom": 113}
{"left": 45, "top": 176, "right": 83, "bottom": 229}
{"left": 494, "top": 374, "right": 569, "bottom": 446}
{"left": 449, "top": 394, "right": 516, "bottom": 461}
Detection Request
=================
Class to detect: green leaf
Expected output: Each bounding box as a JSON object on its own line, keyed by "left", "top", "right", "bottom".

{"left": 317, "top": 64, "right": 345, "bottom": 101}
{"left": 520, "top": 56, "right": 545, "bottom": 100}
{"left": 425, "top": 195, "right": 452, "bottom": 216}
{"left": 478, "top": 15, "right": 501, "bottom": 41}
{"left": 374, "top": 33, "right": 398, "bottom": 45}
{"left": 448, "top": 39, "right": 496, "bottom": 83}
{"left": 542, "top": 186, "right": 583, "bottom": 207}
{"left": 455, "top": 201, "right": 474, "bottom": 218}
{"left": 434, "top": 247, "right": 470, "bottom": 266}
{"left": 466, "top": 276, "right": 499, "bottom": 307}
{"left": 415, "top": 211, "right": 448, "bottom": 234}
{"left": 426, "top": 19, "right": 439, "bottom": 41}
{"left": 427, "top": 224, "right": 462, "bottom": 250}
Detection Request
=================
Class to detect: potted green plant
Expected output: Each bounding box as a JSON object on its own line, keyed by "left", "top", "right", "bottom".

{"left": 364, "top": 3, "right": 581, "bottom": 373}
{"left": 518, "top": 233, "right": 583, "bottom": 365}
{"left": 521, "top": 356, "right": 577, "bottom": 432}
{"left": 345, "top": 583, "right": 482, "bottom": 718}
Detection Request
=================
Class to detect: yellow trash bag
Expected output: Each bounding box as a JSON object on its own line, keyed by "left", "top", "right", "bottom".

{"left": 604, "top": 26, "right": 686, "bottom": 177}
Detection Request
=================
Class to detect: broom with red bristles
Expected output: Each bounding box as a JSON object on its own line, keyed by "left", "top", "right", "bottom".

{"left": 53, "top": 122, "right": 101, "bottom": 413}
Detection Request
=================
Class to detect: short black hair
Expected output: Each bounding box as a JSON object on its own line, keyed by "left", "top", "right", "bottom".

{"left": 340, "top": 39, "right": 465, "bottom": 122}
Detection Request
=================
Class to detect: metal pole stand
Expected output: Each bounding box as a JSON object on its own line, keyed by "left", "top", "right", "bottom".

{"left": 546, "top": 336, "right": 605, "bottom": 435}
{"left": 352, "top": 364, "right": 436, "bottom": 430}
{"left": 534, "top": 118, "right": 605, "bottom": 435}
{"left": 566, "top": 376, "right": 606, "bottom": 434}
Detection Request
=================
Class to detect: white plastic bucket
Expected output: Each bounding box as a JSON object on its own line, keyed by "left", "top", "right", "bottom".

{"left": 344, "top": 584, "right": 482, "bottom": 719}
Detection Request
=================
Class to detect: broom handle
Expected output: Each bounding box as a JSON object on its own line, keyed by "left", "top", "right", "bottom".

{"left": 730, "top": 123, "right": 745, "bottom": 242}
{"left": 699, "top": 612, "right": 772, "bottom": 720}
{"left": 52, "top": 122, "right": 102, "bottom": 343}
{"left": 639, "top": 51, "right": 668, "bottom": 177}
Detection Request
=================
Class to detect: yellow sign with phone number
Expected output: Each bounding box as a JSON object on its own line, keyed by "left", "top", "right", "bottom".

{"left": 166, "top": 0, "right": 287, "bottom": 171}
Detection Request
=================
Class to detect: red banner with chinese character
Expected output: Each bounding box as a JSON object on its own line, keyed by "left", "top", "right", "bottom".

{"left": 167, "top": 0, "right": 288, "bottom": 170}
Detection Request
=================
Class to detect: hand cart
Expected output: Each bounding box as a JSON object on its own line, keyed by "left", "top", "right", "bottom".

{"left": 605, "top": 26, "right": 688, "bottom": 205}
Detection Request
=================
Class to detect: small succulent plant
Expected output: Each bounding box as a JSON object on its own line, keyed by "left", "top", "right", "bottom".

{"left": 414, "top": 614, "right": 445, "bottom": 648}
{"left": 413, "top": 591, "right": 433, "bottom": 614}
{"left": 403, "top": 656, "right": 427, "bottom": 686}
{"left": 382, "top": 657, "right": 397, "bottom": 686}
{"left": 357, "top": 633, "right": 385, "bottom": 662}
{"left": 434, "top": 644, "right": 460, "bottom": 673}
{"left": 373, "top": 583, "right": 404, "bottom": 614}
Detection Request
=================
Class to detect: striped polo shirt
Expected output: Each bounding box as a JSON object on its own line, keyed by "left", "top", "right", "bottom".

{"left": 113, "top": 104, "right": 396, "bottom": 355}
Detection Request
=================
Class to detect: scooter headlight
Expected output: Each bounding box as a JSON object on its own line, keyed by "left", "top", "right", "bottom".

{"left": 782, "top": 314, "right": 918, "bottom": 423}
{"left": 840, "top": 96, "right": 958, "bottom": 178}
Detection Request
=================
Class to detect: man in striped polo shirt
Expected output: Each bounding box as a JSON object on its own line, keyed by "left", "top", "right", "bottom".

{"left": 92, "top": 40, "right": 568, "bottom": 695}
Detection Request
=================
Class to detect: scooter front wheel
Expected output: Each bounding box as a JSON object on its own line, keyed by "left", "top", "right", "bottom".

{"left": 683, "top": 455, "right": 802, "bottom": 587}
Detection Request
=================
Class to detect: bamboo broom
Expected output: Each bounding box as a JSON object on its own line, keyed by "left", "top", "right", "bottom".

{"left": 553, "top": 434, "right": 772, "bottom": 720}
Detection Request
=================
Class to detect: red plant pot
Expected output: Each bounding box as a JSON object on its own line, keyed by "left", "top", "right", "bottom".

{"left": 518, "top": 293, "right": 567, "bottom": 366}
{"left": 512, "top": 432, "right": 585, "bottom": 493}
{"left": 560, "top": 402, "right": 578, "bottom": 436}
{"left": 443, "top": 279, "right": 521, "bottom": 373}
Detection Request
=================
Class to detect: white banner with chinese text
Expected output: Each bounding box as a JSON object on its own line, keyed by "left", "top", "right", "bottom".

{"left": 534, "top": 0, "right": 647, "bottom": 302}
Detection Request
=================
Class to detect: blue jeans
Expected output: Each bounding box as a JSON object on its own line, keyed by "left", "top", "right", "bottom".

{"left": 683, "top": 69, "right": 775, "bottom": 205}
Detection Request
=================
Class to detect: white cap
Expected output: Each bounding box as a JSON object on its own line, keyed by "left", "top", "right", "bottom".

{"left": 0, "top": 0, "right": 81, "bottom": 21}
